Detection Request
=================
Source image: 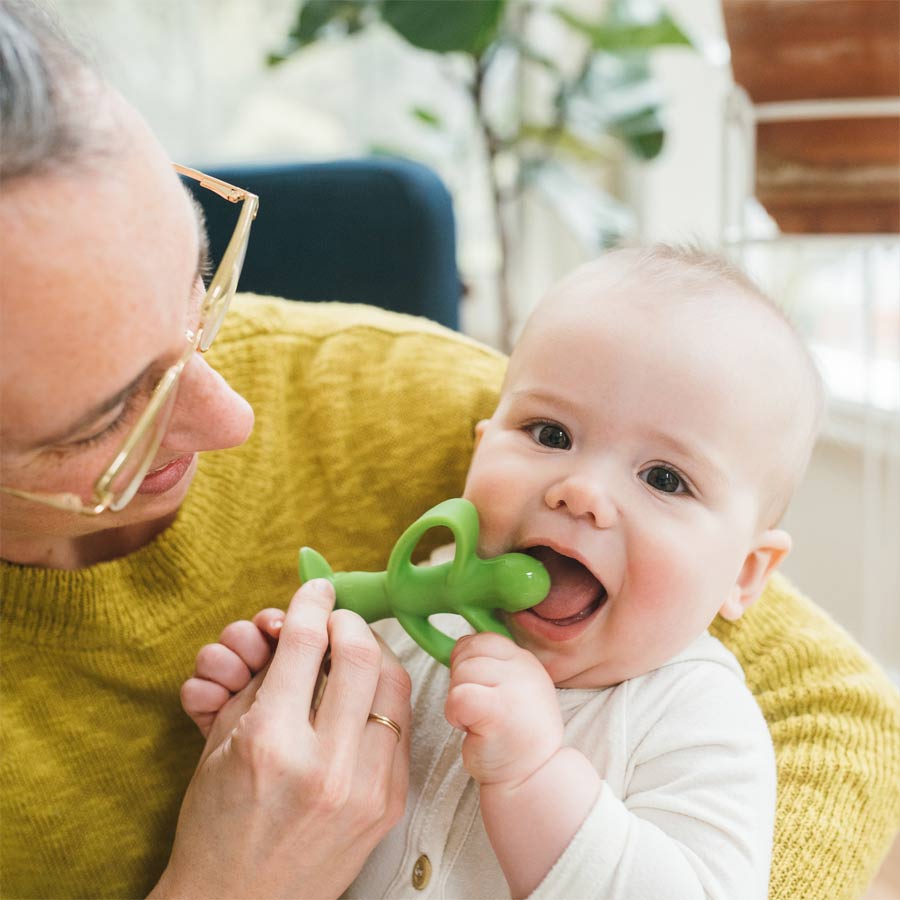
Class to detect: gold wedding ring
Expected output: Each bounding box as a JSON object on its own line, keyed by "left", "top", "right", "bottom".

{"left": 367, "top": 712, "right": 402, "bottom": 741}
{"left": 310, "top": 647, "right": 401, "bottom": 743}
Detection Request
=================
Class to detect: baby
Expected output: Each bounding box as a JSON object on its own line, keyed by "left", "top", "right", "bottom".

{"left": 182, "top": 245, "right": 823, "bottom": 899}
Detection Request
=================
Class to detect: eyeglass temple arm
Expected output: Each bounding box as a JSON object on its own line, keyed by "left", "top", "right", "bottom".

{"left": 0, "top": 484, "right": 106, "bottom": 516}
{"left": 172, "top": 163, "right": 252, "bottom": 205}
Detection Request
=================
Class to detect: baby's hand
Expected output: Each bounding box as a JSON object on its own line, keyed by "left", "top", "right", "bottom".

{"left": 445, "top": 632, "right": 563, "bottom": 789}
{"left": 180, "top": 608, "right": 285, "bottom": 737}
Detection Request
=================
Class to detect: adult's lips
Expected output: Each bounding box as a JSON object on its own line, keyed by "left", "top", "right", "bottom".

{"left": 522, "top": 546, "right": 607, "bottom": 625}
{"left": 136, "top": 453, "right": 195, "bottom": 495}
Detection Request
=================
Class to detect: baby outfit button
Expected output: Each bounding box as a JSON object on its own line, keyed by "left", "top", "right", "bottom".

{"left": 412, "top": 854, "right": 432, "bottom": 890}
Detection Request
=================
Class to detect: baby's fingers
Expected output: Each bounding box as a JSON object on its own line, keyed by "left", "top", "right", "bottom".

{"left": 195, "top": 642, "right": 253, "bottom": 693}
{"left": 181, "top": 676, "right": 231, "bottom": 716}
{"left": 449, "top": 631, "right": 519, "bottom": 669}
{"left": 219, "top": 619, "right": 276, "bottom": 672}
{"left": 252, "top": 607, "right": 287, "bottom": 640}
{"left": 445, "top": 681, "right": 498, "bottom": 734}
{"left": 181, "top": 676, "right": 232, "bottom": 738}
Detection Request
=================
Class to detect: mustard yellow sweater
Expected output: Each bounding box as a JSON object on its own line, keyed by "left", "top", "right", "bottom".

{"left": 2, "top": 296, "right": 898, "bottom": 900}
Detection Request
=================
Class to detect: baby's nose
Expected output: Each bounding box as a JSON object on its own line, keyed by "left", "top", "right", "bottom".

{"left": 545, "top": 475, "right": 618, "bottom": 528}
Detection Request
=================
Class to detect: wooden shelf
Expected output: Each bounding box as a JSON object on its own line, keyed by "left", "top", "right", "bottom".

{"left": 722, "top": 0, "right": 899, "bottom": 234}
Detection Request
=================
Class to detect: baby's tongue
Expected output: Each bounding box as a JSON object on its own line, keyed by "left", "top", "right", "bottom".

{"left": 525, "top": 546, "right": 602, "bottom": 621}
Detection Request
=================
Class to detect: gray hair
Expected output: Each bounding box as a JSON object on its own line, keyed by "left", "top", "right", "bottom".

{"left": 0, "top": 0, "right": 104, "bottom": 181}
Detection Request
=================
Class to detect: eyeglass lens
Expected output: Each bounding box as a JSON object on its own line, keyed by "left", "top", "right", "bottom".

{"left": 198, "top": 222, "right": 250, "bottom": 351}
{"left": 106, "top": 385, "right": 180, "bottom": 510}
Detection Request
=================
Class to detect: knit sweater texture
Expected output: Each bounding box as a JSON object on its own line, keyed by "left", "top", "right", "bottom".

{"left": 1, "top": 296, "right": 899, "bottom": 900}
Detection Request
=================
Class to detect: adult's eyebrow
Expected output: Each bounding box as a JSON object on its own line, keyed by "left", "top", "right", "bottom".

{"left": 42, "top": 364, "right": 154, "bottom": 446}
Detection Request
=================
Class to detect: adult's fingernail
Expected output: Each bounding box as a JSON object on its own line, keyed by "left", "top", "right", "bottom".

{"left": 306, "top": 578, "right": 334, "bottom": 598}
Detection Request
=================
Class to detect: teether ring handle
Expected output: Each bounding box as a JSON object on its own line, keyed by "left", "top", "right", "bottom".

{"left": 298, "top": 498, "right": 550, "bottom": 665}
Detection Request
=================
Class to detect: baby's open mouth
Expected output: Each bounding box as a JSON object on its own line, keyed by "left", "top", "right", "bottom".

{"left": 521, "top": 546, "right": 607, "bottom": 625}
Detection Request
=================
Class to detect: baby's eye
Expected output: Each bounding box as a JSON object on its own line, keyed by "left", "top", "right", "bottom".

{"left": 527, "top": 422, "right": 572, "bottom": 450}
{"left": 640, "top": 465, "right": 689, "bottom": 495}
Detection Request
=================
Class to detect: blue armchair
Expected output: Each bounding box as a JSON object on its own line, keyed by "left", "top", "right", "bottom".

{"left": 182, "top": 156, "right": 461, "bottom": 330}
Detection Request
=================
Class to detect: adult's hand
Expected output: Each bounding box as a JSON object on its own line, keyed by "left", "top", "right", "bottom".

{"left": 150, "top": 579, "right": 411, "bottom": 900}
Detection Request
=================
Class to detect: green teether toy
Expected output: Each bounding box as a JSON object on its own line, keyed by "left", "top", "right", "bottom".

{"left": 298, "top": 498, "right": 550, "bottom": 666}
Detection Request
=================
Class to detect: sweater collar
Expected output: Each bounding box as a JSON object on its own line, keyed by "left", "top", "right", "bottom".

{"left": 0, "top": 450, "right": 248, "bottom": 646}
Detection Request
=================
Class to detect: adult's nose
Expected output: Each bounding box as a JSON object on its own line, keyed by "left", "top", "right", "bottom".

{"left": 544, "top": 473, "right": 618, "bottom": 528}
{"left": 161, "top": 354, "right": 254, "bottom": 453}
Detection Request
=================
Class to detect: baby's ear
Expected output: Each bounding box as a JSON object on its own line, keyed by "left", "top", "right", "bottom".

{"left": 719, "top": 529, "right": 792, "bottom": 621}
{"left": 473, "top": 419, "right": 490, "bottom": 448}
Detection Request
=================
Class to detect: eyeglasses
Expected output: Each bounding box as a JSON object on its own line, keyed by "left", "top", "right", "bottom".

{"left": 0, "top": 164, "right": 259, "bottom": 516}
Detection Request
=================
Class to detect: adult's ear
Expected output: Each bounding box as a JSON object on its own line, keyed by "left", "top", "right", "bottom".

{"left": 719, "top": 529, "right": 792, "bottom": 621}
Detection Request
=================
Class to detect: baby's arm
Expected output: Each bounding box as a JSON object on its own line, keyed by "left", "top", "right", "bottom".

{"left": 181, "top": 609, "right": 285, "bottom": 737}
{"left": 445, "top": 633, "right": 602, "bottom": 899}
{"left": 447, "top": 634, "right": 775, "bottom": 900}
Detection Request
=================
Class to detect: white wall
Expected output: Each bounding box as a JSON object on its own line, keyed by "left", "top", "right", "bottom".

{"left": 783, "top": 409, "right": 900, "bottom": 678}
{"left": 624, "top": 0, "right": 733, "bottom": 244}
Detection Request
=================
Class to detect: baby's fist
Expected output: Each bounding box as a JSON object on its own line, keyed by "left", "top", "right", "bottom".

{"left": 445, "top": 632, "right": 563, "bottom": 788}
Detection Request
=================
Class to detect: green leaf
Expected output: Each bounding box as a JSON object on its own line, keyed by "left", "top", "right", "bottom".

{"left": 554, "top": 4, "right": 692, "bottom": 52}
{"left": 292, "top": 0, "right": 344, "bottom": 44}
{"left": 608, "top": 107, "right": 665, "bottom": 159}
{"left": 411, "top": 106, "right": 443, "bottom": 128}
{"left": 268, "top": 0, "right": 371, "bottom": 65}
{"left": 560, "top": 51, "right": 668, "bottom": 160}
{"left": 266, "top": 48, "right": 295, "bottom": 67}
{"left": 382, "top": 0, "right": 506, "bottom": 56}
{"left": 623, "top": 129, "right": 664, "bottom": 158}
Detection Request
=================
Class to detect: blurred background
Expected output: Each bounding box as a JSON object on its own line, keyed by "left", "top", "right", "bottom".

{"left": 54, "top": 0, "right": 898, "bottom": 688}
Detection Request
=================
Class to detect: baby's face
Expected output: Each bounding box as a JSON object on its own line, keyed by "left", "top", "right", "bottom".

{"left": 463, "top": 275, "right": 795, "bottom": 688}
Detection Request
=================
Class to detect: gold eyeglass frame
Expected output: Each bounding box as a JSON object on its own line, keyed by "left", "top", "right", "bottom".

{"left": 0, "top": 164, "right": 259, "bottom": 516}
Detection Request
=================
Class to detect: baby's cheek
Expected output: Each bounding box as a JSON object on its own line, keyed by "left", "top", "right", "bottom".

{"left": 463, "top": 468, "right": 516, "bottom": 540}
{"left": 627, "top": 534, "right": 696, "bottom": 611}
{"left": 463, "top": 460, "right": 514, "bottom": 516}
{"left": 626, "top": 534, "right": 731, "bottom": 659}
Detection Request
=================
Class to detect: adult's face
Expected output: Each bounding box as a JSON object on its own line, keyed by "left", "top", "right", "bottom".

{"left": 0, "top": 91, "right": 254, "bottom": 562}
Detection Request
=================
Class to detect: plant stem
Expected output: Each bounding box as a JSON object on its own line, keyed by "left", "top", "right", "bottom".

{"left": 472, "top": 55, "right": 514, "bottom": 352}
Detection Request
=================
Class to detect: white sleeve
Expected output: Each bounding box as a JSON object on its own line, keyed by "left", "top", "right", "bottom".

{"left": 529, "top": 662, "right": 776, "bottom": 900}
